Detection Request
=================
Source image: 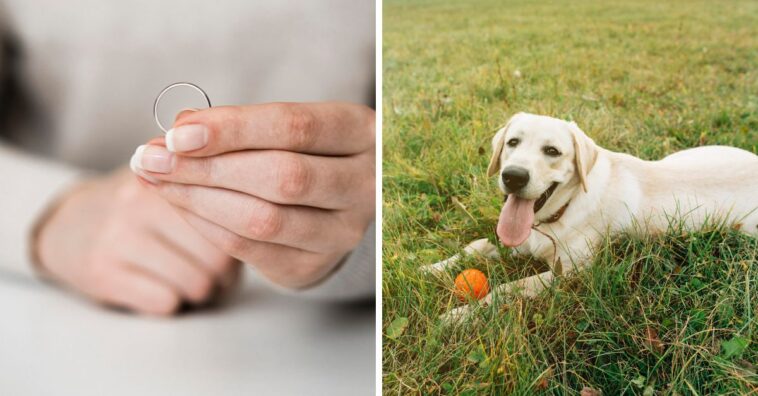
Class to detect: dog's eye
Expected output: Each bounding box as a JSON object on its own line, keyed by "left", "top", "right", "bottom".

{"left": 543, "top": 146, "right": 561, "bottom": 157}
{"left": 506, "top": 138, "right": 520, "bottom": 147}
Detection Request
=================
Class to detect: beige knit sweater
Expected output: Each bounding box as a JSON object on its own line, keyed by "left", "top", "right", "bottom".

{"left": 0, "top": 0, "right": 375, "bottom": 300}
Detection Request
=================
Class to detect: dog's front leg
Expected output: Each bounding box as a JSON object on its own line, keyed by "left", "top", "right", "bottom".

{"left": 419, "top": 238, "right": 500, "bottom": 275}
{"left": 487, "top": 270, "right": 556, "bottom": 301}
{"left": 440, "top": 270, "right": 555, "bottom": 325}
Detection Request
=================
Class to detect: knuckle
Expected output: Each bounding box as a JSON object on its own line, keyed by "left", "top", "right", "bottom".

{"left": 246, "top": 203, "right": 282, "bottom": 240}
{"left": 278, "top": 104, "right": 316, "bottom": 150}
{"left": 156, "top": 182, "right": 182, "bottom": 201}
{"left": 194, "top": 157, "right": 215, "bottom": 184}
{"left": 166, "top": 183, "right": 194, "bottom": 207}
{"left": 276, "top": 155, "right": 312, "bottom": 200}
{"left": 228, "top": 106, "right": 250, "bottom": 148}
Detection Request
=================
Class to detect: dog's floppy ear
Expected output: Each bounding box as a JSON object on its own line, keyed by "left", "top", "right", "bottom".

{"left": 486, "top": 127, "right": 507, "bottom": 177}
{"left": 487, "top": 113, "right": 522, "bottom": 177}
{"left": 568, "top": 121, "right": 598, "bottom": 193}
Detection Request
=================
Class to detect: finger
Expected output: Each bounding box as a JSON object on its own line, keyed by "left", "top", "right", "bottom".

{"left": 175, "top": 109, "right": 197, "bottom": 122}
{"left": 151, "top": 210, "right": 235, "bottom": 279}
{"left": 118, "top": 234, "right": 215, "bottom": 303}
{"left": 135, "top": 146, "right": 372, "bottom": 209}
{"left": 149, "top": 183, "right": 363, "bottom": 253}
{"left": 147, "top": 137, "right": 166, "bottom": 146}
{"left": 165, "top": 102, "right": 375, "bottom": 156}
{"left": 94, "top": 265, "right": 181, "bottom": 316}
{"left": 174, "top": 207, "right": 340, "bottom": 289}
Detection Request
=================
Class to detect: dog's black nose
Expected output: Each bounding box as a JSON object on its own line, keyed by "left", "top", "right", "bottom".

{"left": 501, "top": 166, "right": 530, "bottom": 191}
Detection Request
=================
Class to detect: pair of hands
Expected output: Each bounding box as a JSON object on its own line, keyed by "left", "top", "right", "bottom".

{"left": 36, "top": 102, "right": 375, "bottom": 315}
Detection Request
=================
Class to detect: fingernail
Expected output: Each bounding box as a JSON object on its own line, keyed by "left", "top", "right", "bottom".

{"left": 166, "top": 124, "right": 208, "bottom": 152}
{"left": 129, "top": 145, "right": 160, "bottom": 183}
{"left": 141, "top": 145, "right": 175, "bottom": 173}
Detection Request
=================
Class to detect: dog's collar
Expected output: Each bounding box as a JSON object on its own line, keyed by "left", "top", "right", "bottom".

{"left": 535, "top": 200, "right": 570, "bottom": 225}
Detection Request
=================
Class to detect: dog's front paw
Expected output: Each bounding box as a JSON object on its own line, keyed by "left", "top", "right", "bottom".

{"left": 510, "top": 245, "right": 527, "bottom": 257}
{"left": 463, "top": 238, "right": 500, "bottom": 258}
{"left": 420, "top": 238, "right": 500, "bottom": 276}
{"left": 419, "top": 254, "right": 461, "bottom": 275}
{"left": 439, "top": 305, "right": 475, "bottom": 326}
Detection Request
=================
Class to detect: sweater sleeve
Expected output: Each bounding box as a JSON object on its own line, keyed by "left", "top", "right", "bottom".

{"left": 262, "top": 221, "right": 376, "bottom": 301}
{"left": 0, "top": 142, "right": 81, "bottom": 278}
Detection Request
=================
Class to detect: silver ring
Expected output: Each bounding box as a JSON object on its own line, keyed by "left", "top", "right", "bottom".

{"left": 153, "top": 82, "right": 212, "bottom": 134}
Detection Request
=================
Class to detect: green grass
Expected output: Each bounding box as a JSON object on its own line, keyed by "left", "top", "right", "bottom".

{"left": 382, "top": 0, "right": 758, "bottom": 394}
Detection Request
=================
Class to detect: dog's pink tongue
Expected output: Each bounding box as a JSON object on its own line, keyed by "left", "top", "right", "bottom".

{"left": 497, "top": 196, "right": 536, "bottom": 247}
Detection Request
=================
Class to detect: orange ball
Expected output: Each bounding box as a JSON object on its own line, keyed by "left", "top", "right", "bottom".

{"left": 454, "top": 269, "right": 489, "bottom": 301}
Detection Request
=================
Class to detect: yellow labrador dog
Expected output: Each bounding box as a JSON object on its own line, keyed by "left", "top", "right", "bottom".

{"left": 425, "top": 112, "right": 758, "bottom": 323}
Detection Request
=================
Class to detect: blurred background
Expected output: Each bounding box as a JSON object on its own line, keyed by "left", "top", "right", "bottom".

{"left": 0, "top": 1, "right": 376, "bottom": 395}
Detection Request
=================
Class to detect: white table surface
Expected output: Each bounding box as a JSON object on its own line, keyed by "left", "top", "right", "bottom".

{"left": 0, "top": 267, "right": 375, "bottom": 395}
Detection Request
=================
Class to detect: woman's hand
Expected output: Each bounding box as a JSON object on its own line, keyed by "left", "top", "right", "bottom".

{"left": 36, "top": 169, "right": 238, "bottom": 315}
{"left": 130, "top": 102, "right": 375, "bottom": 288}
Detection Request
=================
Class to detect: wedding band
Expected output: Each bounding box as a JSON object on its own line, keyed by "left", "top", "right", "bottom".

{"left": 153, "top": 82, "right": 212, "bottom": 134}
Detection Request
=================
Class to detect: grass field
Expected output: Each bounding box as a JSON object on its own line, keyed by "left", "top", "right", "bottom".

{"left": 382, "top": 1, "right": 758, "bottom": 394}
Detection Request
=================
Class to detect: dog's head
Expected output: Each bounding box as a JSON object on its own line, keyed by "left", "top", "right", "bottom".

{"left": 487, "top": 112, "right": 597, "bottom": 247}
